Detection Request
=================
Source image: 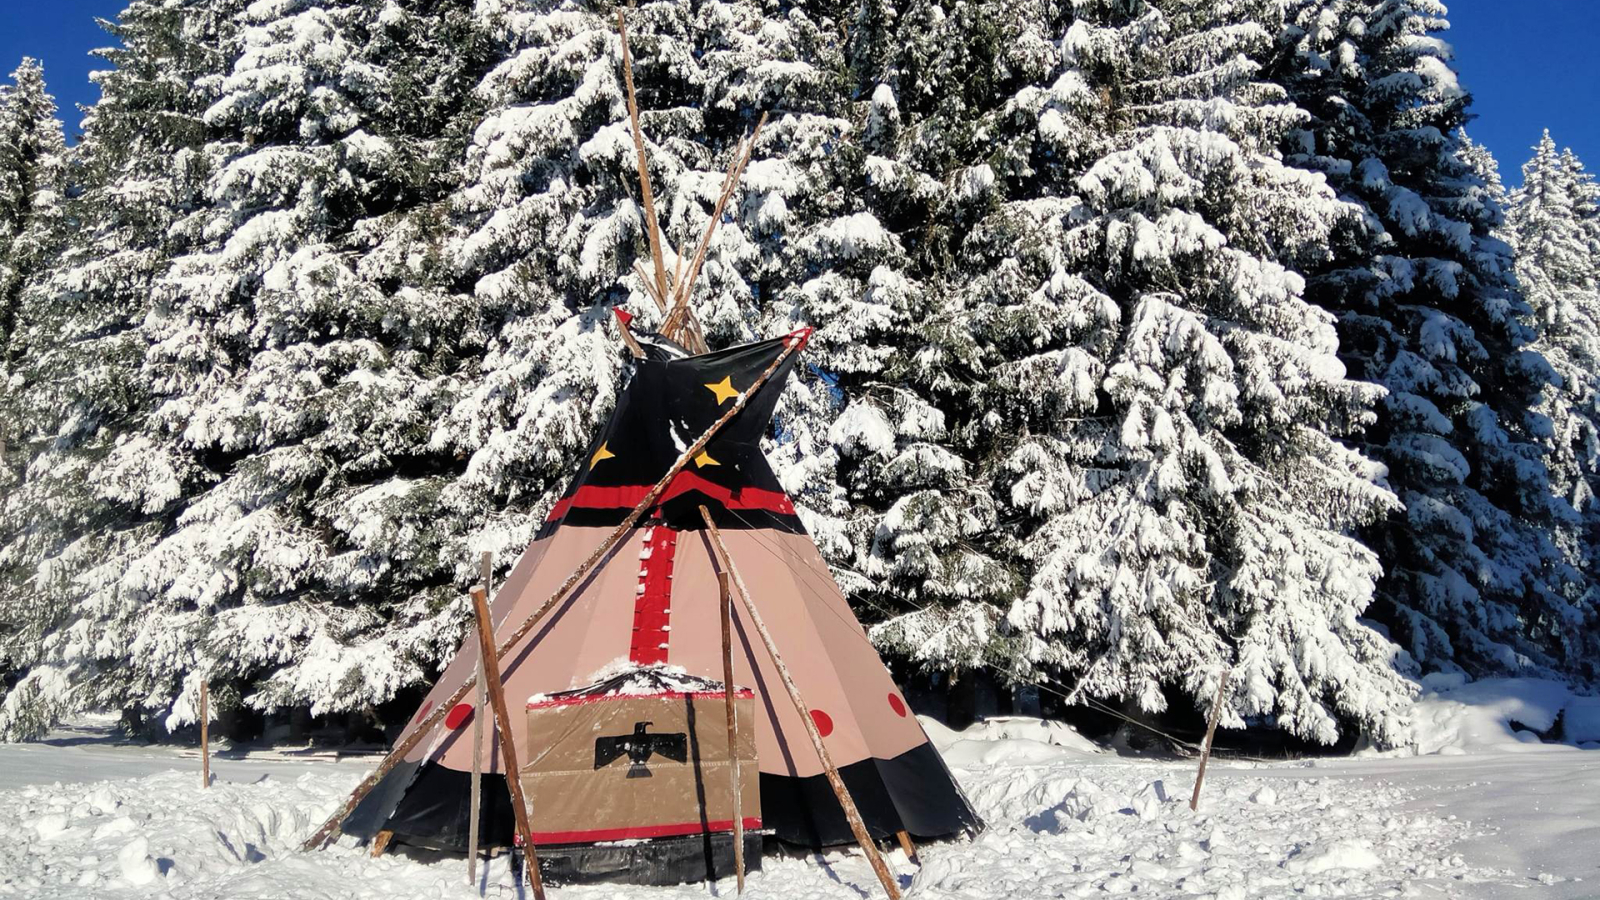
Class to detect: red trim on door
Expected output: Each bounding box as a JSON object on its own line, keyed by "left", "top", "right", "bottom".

{"left": 526, "top": 688, "right": 754, "bottom": 711}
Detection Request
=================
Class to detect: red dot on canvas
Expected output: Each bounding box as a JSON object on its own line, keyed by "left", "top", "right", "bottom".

{"left": 888, "top": 694, "right": 907, "bottom": 717}
{"left": 445, "top": 703, "right": 474, "bottom": 730}
{"left": 811, "top": 709, "right": 833, "bottom": 737}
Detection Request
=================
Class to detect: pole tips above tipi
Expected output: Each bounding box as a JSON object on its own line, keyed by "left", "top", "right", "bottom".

{"left": 614, "top": 9, "right": 767, "bottom": 358}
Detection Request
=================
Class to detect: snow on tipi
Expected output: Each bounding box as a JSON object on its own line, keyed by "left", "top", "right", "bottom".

{"left": 303, "top": 15, "right": 979, "bottom": 889}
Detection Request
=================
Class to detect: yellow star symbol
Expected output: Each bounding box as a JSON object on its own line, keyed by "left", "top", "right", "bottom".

{"left": 694, "top": 450, "right": 720, "bottom": 468}
{"left": 590, "top": 442, "right": 615, "bottom": 469}
{"left": 704, "top": 376, "right": 740, "bottom": 406}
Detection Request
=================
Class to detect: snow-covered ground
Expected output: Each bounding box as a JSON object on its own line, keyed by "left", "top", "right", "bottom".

{"left": 0, "top": 681, "right": 1594, "bottom": 899}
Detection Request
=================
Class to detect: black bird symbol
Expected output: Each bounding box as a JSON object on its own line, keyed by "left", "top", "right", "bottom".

{"left": 593, "top": 721, "right": 689, "bottom": 778}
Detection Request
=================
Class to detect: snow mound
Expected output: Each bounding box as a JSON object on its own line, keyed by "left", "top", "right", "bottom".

{"left": 1282, "top": 838, "right": 1381, "bottom": 875}
{"left": 0, "top": 769, "right": 350, "bottom": 897}
{"left": 921, "top": 714, "right": 1102, "bottom": 756}
{"left": 117, "top": 836, "right": 161, "bottom": 886}
{"left": 1398, "top": 676, "right": 1600, "bottom": 755}
{"left": 933, "top": 749, "right": 1491, "bottom": 900}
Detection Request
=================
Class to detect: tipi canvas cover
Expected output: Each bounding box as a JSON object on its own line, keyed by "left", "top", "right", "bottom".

{"left": 344, "top": 330, "right": 981, "bottom": 852}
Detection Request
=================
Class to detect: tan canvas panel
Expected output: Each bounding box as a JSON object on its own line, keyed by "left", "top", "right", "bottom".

{"left": 668, "top": 529, "right": 928, "bottom": 777}
{"left": 520, "top": 692, "right": 760, "bottom": 844}
{"left": 399, "top": 525, "right": 638, "bottom": 772}
{"left": 395, "top": 523, "right": 931, "bottom": 782}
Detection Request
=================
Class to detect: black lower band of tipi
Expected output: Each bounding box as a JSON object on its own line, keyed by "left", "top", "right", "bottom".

{"left": 757, "top": 741, "right": 983, "bottom": 847}
{"left": 342, "top": 741, "right": 980, "bottom": 851}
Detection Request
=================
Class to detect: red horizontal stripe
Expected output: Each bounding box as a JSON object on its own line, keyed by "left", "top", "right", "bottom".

{"left": 531, "top": 817, "right": 764, "bottom": 845}
{"left": 527, "top": 688, "right": 754, "bottom": 710}
{"left": 546, "top": 471, "right": 795, "bottom": 522}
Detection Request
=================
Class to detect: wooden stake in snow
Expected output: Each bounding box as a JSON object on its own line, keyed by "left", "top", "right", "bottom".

{"left": 1189, "top": 667, "right": 1233, "bottom": 812}
{"left": 699, "top": 506, "right": 901, "bottom": 900}
{"left": 467, "top": 553, "right": 491, "bottom": 885}
{"left": 895, "top": 830, "right": 918, "bottom": 864}
{"left": 717, "top": 571, "right": 746, "bottom": 894}
{"left": 200, "top": 680, "right": 210, "bottom": 790}
{"left": 471, "top": 586, "right": 546, "bottom": 900}
{"left": 300, "top": 335, "right": 806, "bottom": 852}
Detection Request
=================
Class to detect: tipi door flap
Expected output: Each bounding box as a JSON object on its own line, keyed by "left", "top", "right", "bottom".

{"left": 521, "top": 692, "right": 760, "bottom": 843}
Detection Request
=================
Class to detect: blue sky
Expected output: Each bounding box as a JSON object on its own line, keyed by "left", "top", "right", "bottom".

{"left": 0, "top": 0, "right": 125, "bottom": 137}
{"left": 1445, "top": 0, "right": 1600, "bottom": 185}
{"left": 0, "top": 0, "right": 1594, "bottom": 182}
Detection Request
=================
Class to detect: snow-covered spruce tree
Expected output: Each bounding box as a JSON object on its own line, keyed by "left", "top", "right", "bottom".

{"left": 1506, "top": 134, "right": 1600, "bottom": 672}
{"left": 128, "top": 0, "right": 502, "bottom": 728}
{"left": 0, "top": 57, "right": 69, "bottom": 718}
{"left": 836, "top": 0, "right": 1073, "bottom": 674}
{"left": 0, "top": 0, "right": 499, "bottom": 738}
{"left": 989, "top": 0, "right": 1411, "bottom": 744}
{"left": 0, "top": 59, "right": 69, "bottom": 384}
{"left": 1279, "top": 0, "right": 1590, "bottom": 676}
{"left": 0, "top": 2, "right": 245, "bottom": 740}
{"left": 444, "top": 0, "right": 1009, "bottom": 681}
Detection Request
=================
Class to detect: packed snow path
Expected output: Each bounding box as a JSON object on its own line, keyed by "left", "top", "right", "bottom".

{"left": 0, "top": 716, "right": 1593, "bottom": 899}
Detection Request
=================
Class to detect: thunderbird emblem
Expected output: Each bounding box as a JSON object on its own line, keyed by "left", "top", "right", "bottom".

{"left": 593, "top": 721, "right": 689, "bottom": 778}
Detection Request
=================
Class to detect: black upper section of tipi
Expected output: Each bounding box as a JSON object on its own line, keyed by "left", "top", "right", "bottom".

{"left": 538, "top": 332, "right": 809, "bottom": 537}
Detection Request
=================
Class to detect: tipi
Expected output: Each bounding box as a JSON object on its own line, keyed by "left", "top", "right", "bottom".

{"left": 333, "top": 326, "right": 978, "bottom": 850}
{"left": 301, "top": 13, "right": 979, "bottom": 892}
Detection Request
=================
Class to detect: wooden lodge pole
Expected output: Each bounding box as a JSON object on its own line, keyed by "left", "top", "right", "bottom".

{"left": 617, "top": 318, "right": 646, "bottom": 359}
{"left": 661, "top": 115, "right": 767, "bottom": 346}
{"left": 301, "top": 334, "right": 807, "bottom": 852}
{"left": 1189, "top": 667, "right": 1233, "bottom": 812}
{"left": 632, "top": 261, "right": 669, "bottom": 312}
{"left": 699, "top": 506, "right": 902, "bottom": 900}
{"left": 467, "top": 554, "right": 491, "bottom": 885}
{"left": 471, "top": 587, "right": 546, "bottom": 900}
{"left": 200, "top": 680, "right": 210, "bottom": 789}
{"left": 718, "top": 571, "right": 746, "bottom": 893}
{"left": 616, "top": 9, "right": 672, "bottom": 309}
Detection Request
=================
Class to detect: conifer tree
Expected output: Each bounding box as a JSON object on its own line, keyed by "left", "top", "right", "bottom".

{"left": 985, "top": 0, "right": 1411, "bottom": 743}
{"left": 0, "top": 0, "right": 497, "bottom": 736}
{"left": 114, "top": 0, "right": 499, "bottom": 726}
{"left": 840, "top": 0, "right": 1068, "bottom": 672}
{"left": 439, "top": 0, "right": 1015, "bottom": 682}
{"left": 0, "top": 59, "right": 68, "bottom": 380}
{"left": 1506, "top": 134, "right": 1600, "bottom": 672}
{"left": 0, "top": 59, "right": 69, "bottom": 728}
{"left": 439, "top": 0, "right": 877, "bottom": 577}
{"left": 1279, "top": 0, "right": 1591, "bottom": 677}
{"left": 0, "top": 2, "right": 242, "bottom": 739}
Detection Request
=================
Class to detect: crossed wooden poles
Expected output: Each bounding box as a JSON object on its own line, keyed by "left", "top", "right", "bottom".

{"left": 616, "top": 9, "right": 764, "bottom": 355}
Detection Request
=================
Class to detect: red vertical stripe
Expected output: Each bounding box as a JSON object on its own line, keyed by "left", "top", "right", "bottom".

{"left": 630, "top": 524, "right": 677, "bottom": 665}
